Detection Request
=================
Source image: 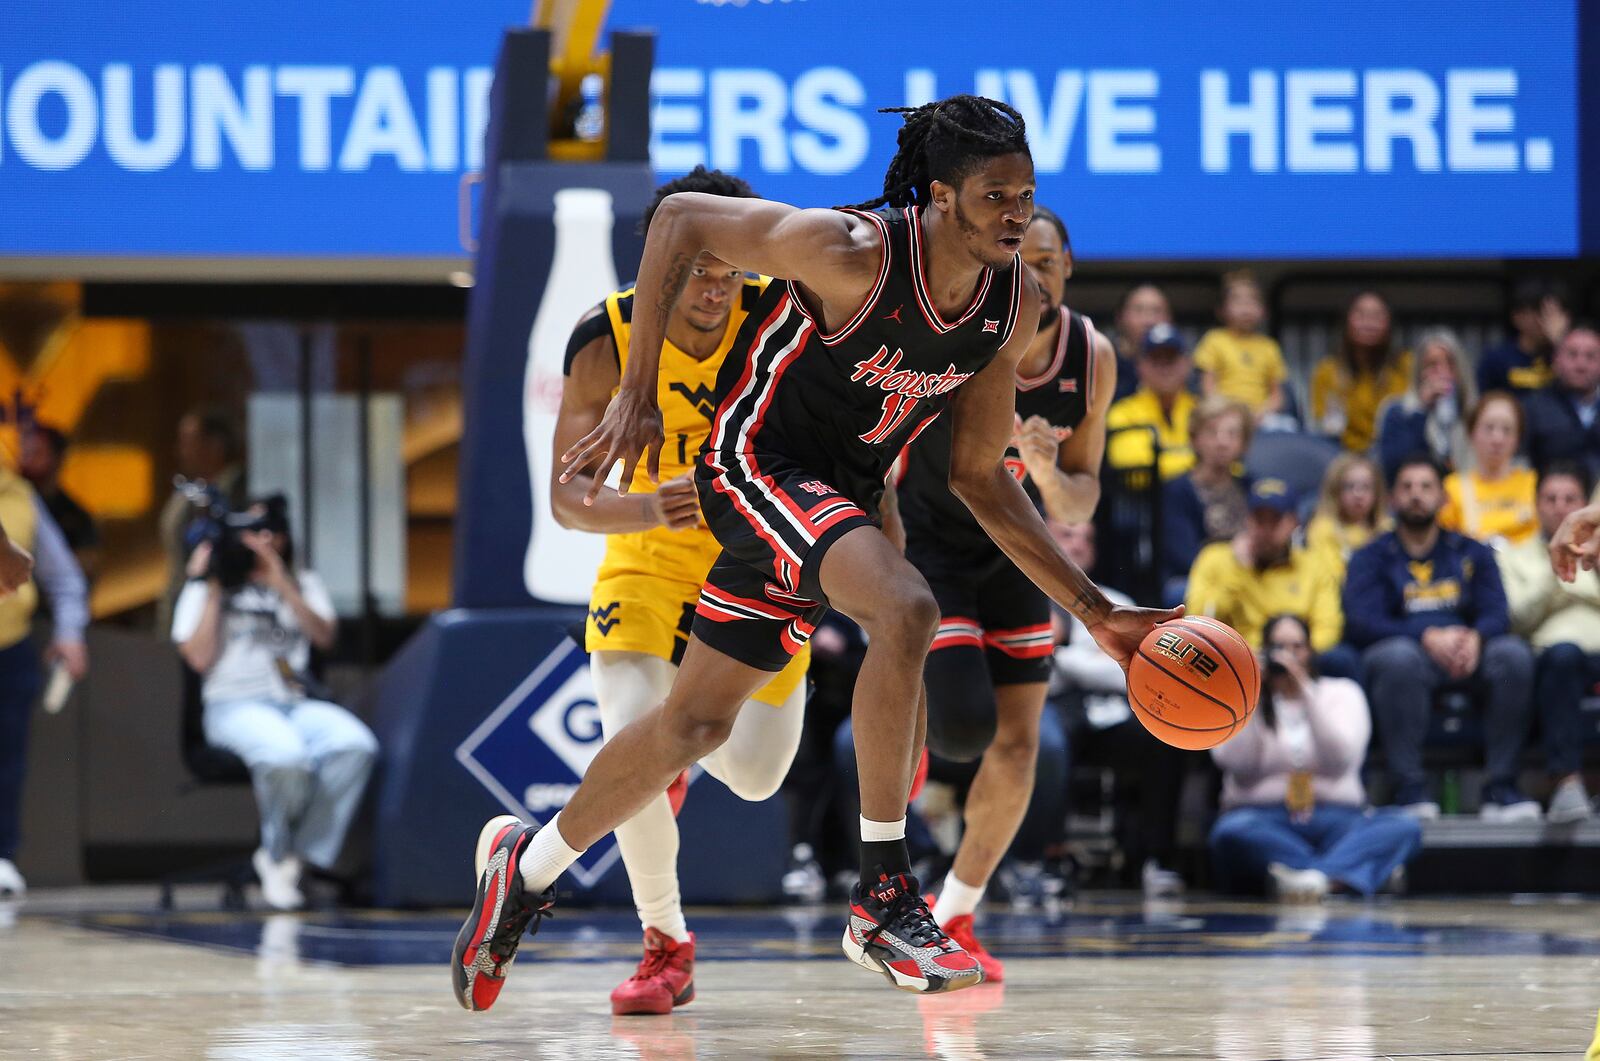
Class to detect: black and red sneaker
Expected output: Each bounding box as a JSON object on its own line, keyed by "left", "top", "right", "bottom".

{"left": 842, "top": 871, "right": 983, "bottom": 994}
{"left": 451, "top": 814, "right": 556, "bottom": 1012}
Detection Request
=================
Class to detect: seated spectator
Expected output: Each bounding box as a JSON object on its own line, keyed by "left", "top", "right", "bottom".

{"left": 0, "top": 467, "right": 89, "bottom": 898}
{"left": 1194, "top": 270, "right": 1287, "bottom": 423}
{"left": 1305, "top": 454, "right": 1390, "bottom": 580}
{"left": 1375, "top": 328, "right": 1474, "bottom": 483}
{"left": 1477, "top": 279, "right": 1569, "bottom": 398}
{"left": 1106, "top": 323, "right": 1196, "bottom": 481}
{"left": 18, "top": 422, "right": 101, "bottom": 580}
{"left": 1161, "top": 395, "right": 1252, "bottom": 605}
{"left": 1523, "top": 323, "right": 1600, "bottom": 482}
{"left": 1439, "top": 392, "right": 1538, "bottom": 547}
{"left": 1344, "top": 456, "right": 1538, "bottom": 821}
{"left": 173, "top": 498, "right": 378, "bottom": 910}
{"left": 1185, "top": 478, "right": 1347, "bottom": 673}
{"left": 1311, "top": 291, "right": 1413, "bottom": 452}
{"left": 1108, "top": 283, "right": 1171, "bottom": 403}
{"left": 1049, "top": 520, "right": 1186, "bottom": 896}
{"left": 1209, "top": 615, "right": 1422, "bottom": 901}
{"left": 1497, "top": 462, "right": 1600, "bottom": 824}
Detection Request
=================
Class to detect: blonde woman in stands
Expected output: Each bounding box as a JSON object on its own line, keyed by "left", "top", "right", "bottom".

{"left": 1439, "top": 392, "right": 1539, "bottom": 548}
{"left": 1304, "top": 453, "right": 1389, "bottom": 580}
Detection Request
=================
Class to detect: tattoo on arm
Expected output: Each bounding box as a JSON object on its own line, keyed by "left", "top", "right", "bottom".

{"left": 658, "top": 252, "right": 693, "bottom": 329}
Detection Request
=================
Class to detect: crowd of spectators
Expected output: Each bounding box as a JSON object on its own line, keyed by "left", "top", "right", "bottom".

{"left": 1102, "top": 276, "right": 1600, "bottom": 841}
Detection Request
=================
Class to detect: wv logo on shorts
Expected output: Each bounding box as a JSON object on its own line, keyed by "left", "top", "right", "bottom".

{"left": 454, "top": 640, "right": 623, "bottom": 889}
{"left": 669, "top": 382, "right": 719, "bottom": 420}
{"left": 589, "top": 601, "right": 621, "bottom": 635}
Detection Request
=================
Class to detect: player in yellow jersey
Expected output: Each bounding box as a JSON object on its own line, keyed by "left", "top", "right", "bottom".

{"left": 549, "top": 169, "right": 808, "bottom": 1017}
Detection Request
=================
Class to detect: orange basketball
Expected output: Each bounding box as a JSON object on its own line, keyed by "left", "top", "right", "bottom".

{"left": 1126, "top": 615, "right": 1260, "bottom": 750}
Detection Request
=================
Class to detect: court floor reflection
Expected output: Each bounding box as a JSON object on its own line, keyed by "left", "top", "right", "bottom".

{"left": 0, "top": 891, "right": 1595, "bottom": 1059}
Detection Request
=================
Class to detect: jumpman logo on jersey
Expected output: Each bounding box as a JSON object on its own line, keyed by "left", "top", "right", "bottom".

{"left": 882, "top": 304, "right": 904, "bottom": 324}
{"left": 668, "top": 382, "right": 718, "bottom": 420}
{"left": 590, "top": 601, "right": 622, "bottom": 635}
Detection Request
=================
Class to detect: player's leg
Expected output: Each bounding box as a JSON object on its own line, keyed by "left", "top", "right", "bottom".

{"left": 929, "top": 560, "right": 1054, "bottom": 981}
{"left": 932, "top": 680, "right": 1046, "bottom": 972}
{"left": 592, "top": 651, "right": 689, "bottom": 941}
{"left": 590, "top": 651, "right": 701, "bottom": 1015}
{"left": 452, "top": 635, "right": 769, "bottom": 1013}
{"left": 699, "top": 678, "right": 807, "bottom": 803}
{"left": 535, "top": 636, "right": 770, "bottom": 867}
{"left": 814, "top": 524, "right": 984, "bottom": 993}
{"left": 815, "top": 524, "right": 941, "bottom": 879}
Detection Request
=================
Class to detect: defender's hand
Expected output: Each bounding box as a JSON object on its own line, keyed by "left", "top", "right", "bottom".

{"left": 560, "top": 388, "right": 665, "bottom": 505}
{"left": 1088, "top": 604, "right": 1185, "bottom": 672}
{"left": 651, "top": 474, "right": 703, "bottom": 531}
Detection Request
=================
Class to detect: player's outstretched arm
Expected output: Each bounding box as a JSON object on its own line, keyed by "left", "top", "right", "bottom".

{"left": 947, "top": 283, "right": 1178, "bottom": 669}
{"left": 560, "top": 194, "right": 878, "bottom": 504}
{"left": 1550, "top": 502, "right": 1600, "bottom": 582}
{"left": 550, "top": 309, "right": 700, "bottom": 534}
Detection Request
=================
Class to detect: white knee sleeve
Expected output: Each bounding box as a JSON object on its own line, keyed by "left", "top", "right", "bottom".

{"left": 700, "top": 681, "right": 806, "bottom": 802}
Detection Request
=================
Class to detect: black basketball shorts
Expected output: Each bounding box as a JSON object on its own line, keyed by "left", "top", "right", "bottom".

{"left": 691, "top": 458, "right": 877, "bottom": 672}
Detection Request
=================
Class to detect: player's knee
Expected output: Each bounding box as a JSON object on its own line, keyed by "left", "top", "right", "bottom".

{"left": 989, "top": 726, "right": 1039, "bottom": 775}
{"left": 861, "top": 582, "right": 940, "bottom": 654}
{"left": 663, "top": 707, "right": 736, "bottom": 759}
{"left": 722, "top": 763, "right": 786, "bottom": 802}
{"left": 926, "top": 706, "right": 997, "bottom": 763}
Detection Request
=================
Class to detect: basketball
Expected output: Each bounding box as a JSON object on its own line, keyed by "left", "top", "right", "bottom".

{"left": 1127, "top": 616, "right": 1260, "bottom": 750}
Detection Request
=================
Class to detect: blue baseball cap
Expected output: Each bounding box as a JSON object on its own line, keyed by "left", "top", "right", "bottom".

{"left": 1248, "top": 477, "right": 1299, "bottom": 516}
{"left": 1142, "top": 322, "right": 1186, "bottom": 356}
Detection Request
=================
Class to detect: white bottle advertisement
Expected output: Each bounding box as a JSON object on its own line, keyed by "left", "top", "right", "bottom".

{"left": 523, "top": 187, "right": 621, "bottom": 604}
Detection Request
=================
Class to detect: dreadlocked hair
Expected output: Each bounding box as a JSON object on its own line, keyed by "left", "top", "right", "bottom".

{"left": 847, "top": 95, "right": 1029, "bottom": 211}
{"left": 640, "top": 165, "right": 757, "bottom": 236}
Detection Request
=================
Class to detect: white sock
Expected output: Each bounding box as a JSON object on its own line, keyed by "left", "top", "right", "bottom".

{"left": 519, "top": 812, "right": 583, "bottom": 893}
{"left": 931, "top": 873, "right": 985, "bottom": 922}
{"left": 859, "top": 815, "right": 907, "bottom": 843}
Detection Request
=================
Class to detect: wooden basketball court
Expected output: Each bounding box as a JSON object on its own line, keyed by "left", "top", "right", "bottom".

{"left": 4, "top": 888, "right": 1597, "bottom": 1059}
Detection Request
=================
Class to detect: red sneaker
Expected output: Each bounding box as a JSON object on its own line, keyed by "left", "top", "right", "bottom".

{"left": 666, "top": 770, "right": 690, "bottom": 816}
{"left": 450, "top": 815, "right": 556, "bottom": 1012}
{"left": 842, "top": 872, "right": 983, "bottom": 994}
{"left": 611, "top": 928, "right": 696, "bottom": 1015}
{"left": 940, "top": 914, "right": 1004, "bottom": 983}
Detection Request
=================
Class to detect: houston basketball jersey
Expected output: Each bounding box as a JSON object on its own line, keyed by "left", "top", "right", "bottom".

{"left": 570, "top": 276, "right": 769, "bottom": 590}
{"left": 703, "top": 206, "right": 1025, "bottom": 517}
{"left": 898, "top": 307, "right": 1097, "bottom": 559}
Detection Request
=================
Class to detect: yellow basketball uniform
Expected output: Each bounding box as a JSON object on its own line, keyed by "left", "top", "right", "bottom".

{"left": 582, "top": 278, "right": 809, "bottom": 705}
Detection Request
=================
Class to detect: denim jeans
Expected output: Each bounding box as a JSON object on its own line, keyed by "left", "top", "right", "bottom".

{"left": 204, "top": 697, "right": 378, "bottom": 868}
{"left": 1209, "top": 803, "right": 1422, "bottom": 897}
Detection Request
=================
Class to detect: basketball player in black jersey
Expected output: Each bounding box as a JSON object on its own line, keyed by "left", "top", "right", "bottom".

{"left": 896, "top": 205, "right": 1115, "bottom": 981}
{"left": 452, "top": 96, "right": 1178, "bottom": 1005}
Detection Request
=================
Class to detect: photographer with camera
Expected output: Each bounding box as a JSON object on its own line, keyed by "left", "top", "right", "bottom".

{"left": 1208, "top": 614, "right": 1421, "bottom": 903}
{"left": 172, "top": 497, "right": 376, "bottom": 910}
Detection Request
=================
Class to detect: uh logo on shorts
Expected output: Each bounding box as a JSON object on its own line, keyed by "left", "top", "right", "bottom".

{"left": 454, "top": 639, "right": 625, "bottom": 889}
